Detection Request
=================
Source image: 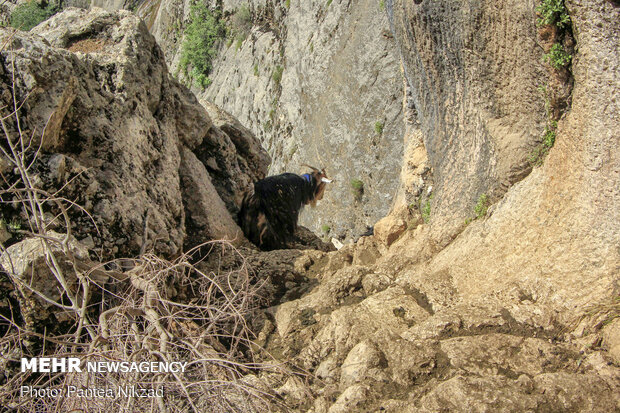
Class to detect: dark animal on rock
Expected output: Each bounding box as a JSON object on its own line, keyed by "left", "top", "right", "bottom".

{"left": 237, "top": 165, "right": 332, "bottom": 250}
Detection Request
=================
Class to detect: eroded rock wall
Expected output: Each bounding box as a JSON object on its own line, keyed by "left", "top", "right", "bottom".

{"left": 388, "top": 0, "right": 552, "bottom": 245}
{"left": 253, "top": 0, "right": 619, "bottom": 410}
{"left": 195, "top": 1, "right": 404, "bottom": 241}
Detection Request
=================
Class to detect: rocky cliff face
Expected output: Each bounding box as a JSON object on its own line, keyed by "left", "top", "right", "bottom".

{"left": 388, "top": 0, "right": 554, "bottom": 245}
{"left": 250, "top": 0, "right": 620, "bottom": 410}
{"left": 1, "top": 1, "right": 618, "bottom": 412}
{"left": 135, "top": 0, "right": 405, "bottom": 241}
{"left": 0, "top": 7, "right": 269, "bottom": 258}
{"left": 204, "top": 0, "right": 405, "bottom": 241}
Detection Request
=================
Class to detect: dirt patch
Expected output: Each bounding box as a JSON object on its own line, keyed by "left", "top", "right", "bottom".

{"left": 68, "top": 38, "right": 106, "bottom": 53}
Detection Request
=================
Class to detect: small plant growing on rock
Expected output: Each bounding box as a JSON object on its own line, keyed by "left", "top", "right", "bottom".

{"left": 542, "top": 121, "right": 557, "bottom": 148}
{"left": 272, "top": 65, "right": 284, "bottom": 86}
{"left": 536, "top": 0, "right": 570, "bottom": 28}
{"left": 374, "top": 121, "right": 384, "bottom": 135}
{"left": 350, "top": 179, "right": 364, "bottom": 202}
{"left": 421, "top": 199, "right": 431, "bottom": 223}
{"left": 529, "top": 120, "right": 558, "bottom": 166}
{"left": 321, "top": 224, "right": 331, "bottom": 234}
{"left": 543, "top": 43, "right": 572, "bottom": 70}
{"left": 474, "top": 193, "right": 489, "bottom": 219}
{"left": 285, "top": 0, "right": 291, "bottom": 9}
{"left": 253, "top": 64, "right": 259, "bottom": 76}
{"left": 235, "top": 35, "right": 244, "bottom": 51}
{"left": 232, "top": 3, "right": 252, "bottom": 51}
{"left": 232, "top": 4, "right": 252, "bottom": 34}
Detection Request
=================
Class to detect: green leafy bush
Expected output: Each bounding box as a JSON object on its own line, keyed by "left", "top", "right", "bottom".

{"left": 543, "top": 43, "right": 571, "bottom": 69}
{"left": 180, "top": 2, "right": 225, "bottom": 89}
{"left": 321, "top": 224, "right": 331, "bottom": 234}
{"left": 536, "top": 0, "right": 570, "bottom": 28}
{"left": 10, "top": 1, "right": 56, "bottom": 31}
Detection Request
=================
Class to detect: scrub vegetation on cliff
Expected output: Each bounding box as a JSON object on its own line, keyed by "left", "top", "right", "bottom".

{"left": 9, "top": 0, "right": 56, "bottom": 31}
{"left": 180, "top": 1, "right": 225, "bottom": 88}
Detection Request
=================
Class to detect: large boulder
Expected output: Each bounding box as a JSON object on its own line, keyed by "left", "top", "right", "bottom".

{"left": 0, "top": 7, "right": 269, "bottom": 257}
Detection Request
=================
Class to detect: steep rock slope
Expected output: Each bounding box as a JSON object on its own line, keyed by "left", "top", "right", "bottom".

{"left": 0, "top": 7, "right": 269, "bottom": 258}
{"left": 388, "top": 0, "right": 553, "bottom": 245}
{"left": 134, "top": 0, "right": 405, "bottom": 241}
{"left": 204, "top": 0, "right": 405, "bottom": 241}
{"left": 254, "top": 0, "right": 620, "bottom": 411}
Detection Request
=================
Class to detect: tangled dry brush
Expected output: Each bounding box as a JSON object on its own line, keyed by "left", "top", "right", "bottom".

{"left": 0, "top": 43, "right": 285, "bottom": 412}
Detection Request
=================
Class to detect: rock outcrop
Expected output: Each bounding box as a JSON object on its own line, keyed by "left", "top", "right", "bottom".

{"left": 0, "top": 7, "right": 269, "bottom": 258}
{"left": 251, "top": 0, "right": 620, "bottom": 411}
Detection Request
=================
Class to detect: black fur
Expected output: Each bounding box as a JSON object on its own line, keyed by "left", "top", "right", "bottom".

{"left": 238, "top": 172, "right": 325, "bottom": 250}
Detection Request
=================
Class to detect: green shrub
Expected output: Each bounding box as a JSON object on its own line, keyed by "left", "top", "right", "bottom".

{"left": 253, "top": 64, "right": 259, "bottom": 76}
{"left": 321, "top": 224, "right": 331, "bottom": 234}
{"left": 529, "top": 145, "right": 548, "bottom": 167}
{"left": 326, "top": 0, "right": 333, "bottom": 6}
{"left": 379, "top": 0, "right": 385, "bottom": 11}
{"left": 543, "top": 43, "right": 571, "bottom": 69}
{"left": 474, "top": 194, "right": 489, "bottom": 219}
{"left": 536, "top": 0, "right": 570, "bottom": 28}
{"left": 350, "top": 179, "right": 364, "bottom": 202}
{"left": 231, "top": 3, "right": 252, "bottom": 52}
{"left": 285, "top": 0, "right": 291, "bottom": 9}
{"left": 421, "top": 200, "right": 431, "bottom": 223}
{"left": 272, "top": 65, "right": 284, "bottom": 85}
{"left": 542, "top": 121, "right": 557, "bottom": 148}
{"left": 374, "top": 121, "right": 384, "bottom": 134}
{"left": 288, "top": 144, "right": 297, "bottom": 157}
{"left": 180, "top": 2, "right": 225, "bottom": 89}
{"left": 10, "top": 1, "right": 56, "bottom": 31}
